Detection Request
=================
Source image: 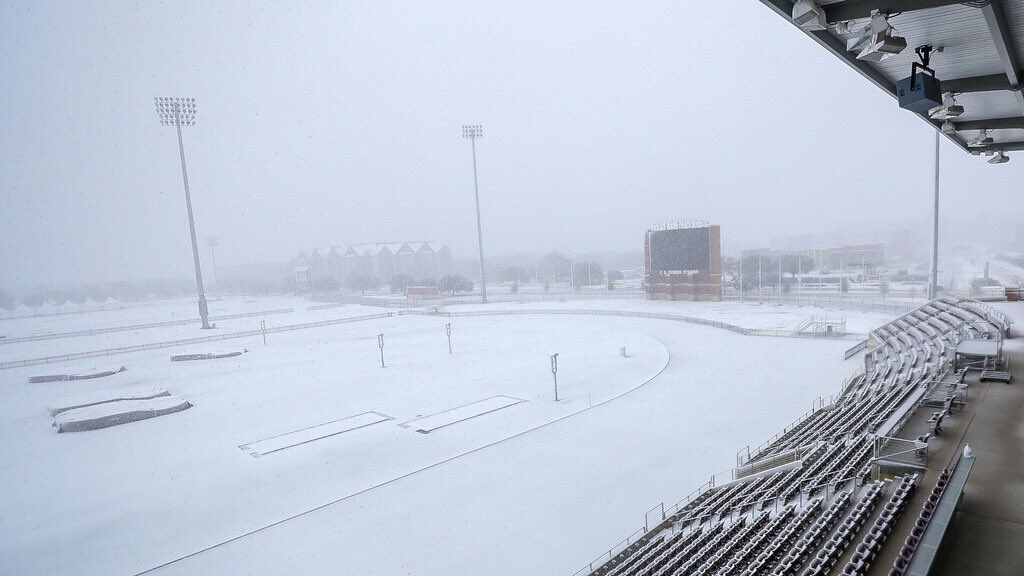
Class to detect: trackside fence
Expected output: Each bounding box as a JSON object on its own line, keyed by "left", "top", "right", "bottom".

{"left": 0, "top": 307, "right": 863, "bottom": 370}
{"left": 0, "top": 308, "right": 294, "bottom": 345}
{"left": 0, "top": 312, "right": 391, "bottom": 370}
{"left": 404, "top": 308, "right": 862, "bottom": 340}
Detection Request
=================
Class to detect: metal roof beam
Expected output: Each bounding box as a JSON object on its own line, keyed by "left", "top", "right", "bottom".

{"left": 954, "top": 116, "right": 1024, "bottom": 131}
{"left": 824, "top": 1, "right": 965, "bottom": 23}
{"left": 980, "top": 0, "right": 1024, "bottom": 115}
{"left": 759, "top": 1, "right": 896, "bottom": 92}
{"left": 943, "top": 73, "right": 1013, "bottom": 94}
{"left": 977, "top": 140, "right": 1024, "bottom": 153}
{"left": 757, "top": 0, "right": 969, "bottom": 153}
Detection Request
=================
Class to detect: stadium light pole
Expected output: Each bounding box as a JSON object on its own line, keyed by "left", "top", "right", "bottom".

{"left": 569, "top": 250, "right": 575, "bottom": 289}
{"left": 462, "top": 124, "right": 487, "bottom": 304}
{"left": 758, "top": 255, "right": 763, "bottom": 304}
{"left": 778, "top": 256, "right": 782, "bottom": 304}
{"left": 797, "top": 253, "right": 802, "bottom": 306}
{"left": 155, "top": 97, "right": 210, "bottom": 329}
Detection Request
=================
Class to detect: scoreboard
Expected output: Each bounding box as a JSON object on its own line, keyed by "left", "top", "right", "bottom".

{"left": 644, "top": 222, "right": 721, "bottom": 301}
{"left": 648, "top": 227, "right": 711, "bottom": 273}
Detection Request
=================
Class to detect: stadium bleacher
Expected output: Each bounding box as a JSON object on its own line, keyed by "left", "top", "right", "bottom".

{"left": 581, "top": 297, "right": 1007, "bottom": 576}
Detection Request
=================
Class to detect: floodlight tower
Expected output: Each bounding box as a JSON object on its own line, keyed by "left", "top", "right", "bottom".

{"left": 155, "top": 97, "right": 211, "bottom": 329}
{"left": 462, "top": 124, "right": 487, "bottom": 304}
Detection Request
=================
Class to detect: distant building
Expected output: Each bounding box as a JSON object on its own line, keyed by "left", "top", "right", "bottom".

{"left": 217, "top": 262, "right": 291, "bottom": 293}
{"left": 886, "top": 228, "right": 917, "bottom": 261}
{"left": 825, "top": 244, "right": 885, "bottom": 271}
{"left": 407, "top": 286, "right": 440, "bottom": 299}
{"left": 770, "top": 234, "right": 815, "bottom": 252}
{"left": 742, "top": 244, "right": 885, "bottom": 272}
{"left": 292, "top": 242, "right": 452, "bottom": 288}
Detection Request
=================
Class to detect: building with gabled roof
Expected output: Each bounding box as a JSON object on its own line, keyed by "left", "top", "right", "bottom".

{"left": 290, "top": 241, "right": 452, "bottom": 290}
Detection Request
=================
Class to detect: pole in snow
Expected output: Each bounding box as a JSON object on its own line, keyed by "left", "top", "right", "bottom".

{"left": 462, "top": 124, "right": 487, "bottom": 304}
{"left": 445, "top": 323, "right": 452, "bottom": 354}
{"left": 155, "top": 96, "right": 210, "bottom": 329}
{"left": 550, "top": 353, "right": 559, "bottom": 401}
{"left": 378, "top": 333, "right": 385, "bottom": 368}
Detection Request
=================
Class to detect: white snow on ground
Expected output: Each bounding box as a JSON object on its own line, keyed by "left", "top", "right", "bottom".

{"left": 448, "top": 297, "right": 894, "bottom": 334}
{"left": 0, "top": 295, "right": 889, "bottom": 576}
{"left": 989, "top": 260, "right": 1024, "bottom": 286}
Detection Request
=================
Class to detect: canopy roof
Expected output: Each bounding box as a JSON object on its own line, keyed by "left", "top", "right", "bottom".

{"left": 759, "top": 1, "right": 1024, "bottom": 155}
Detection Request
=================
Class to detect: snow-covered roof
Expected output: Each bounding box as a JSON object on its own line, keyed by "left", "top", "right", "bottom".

{"left": 302, "top": 242, "right": 449, "bottom": 258}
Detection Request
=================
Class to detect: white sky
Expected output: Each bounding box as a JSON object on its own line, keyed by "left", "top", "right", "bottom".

{"left": 2, "top": 0, "right": 1022, "bottom": 290}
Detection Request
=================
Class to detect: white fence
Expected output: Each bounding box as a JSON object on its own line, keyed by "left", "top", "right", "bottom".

{"left": 0, "top": 312, "right": 391, "bottom": 370}
{"left": 1, "top": 307, "right": 855, "bottom": 370}
{"left": 0, "top": 308, "right": 294, "bottom": 345}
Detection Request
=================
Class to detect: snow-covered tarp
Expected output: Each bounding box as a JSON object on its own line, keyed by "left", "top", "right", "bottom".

{"left": 48, "top": 386, "right": 170, "bottom": 417}
{"left": 170, "top": 351, "right": 245, "bottom": 361}
{"left": 28, "top": 366, "right": 127, "bottom": 383}
{"left": 53, "top": 396, "right": 191, "bottom": 433}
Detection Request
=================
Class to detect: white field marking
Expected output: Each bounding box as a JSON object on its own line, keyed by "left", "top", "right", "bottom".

{"left": 398, "top": 395, "right": 527, "bottom": 434}
{"left": 240, "top": 411, "right": 393, "bottom": 457}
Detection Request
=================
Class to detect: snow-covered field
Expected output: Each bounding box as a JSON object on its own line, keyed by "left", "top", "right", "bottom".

{"left": 0, "top": 295, "right": 888, "bottom": 575}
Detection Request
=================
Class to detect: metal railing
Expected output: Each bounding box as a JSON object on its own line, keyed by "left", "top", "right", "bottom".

{"left": 739, "top": 395, "right": 835, "bottom": 467}
{"left": 0, "top": 307, "right": 815, "bottom": 370}
{"left": 0, "top": 308, "right": 294, "bottom": 345}
{"left": 720, "top": 291, "right": 925, "bottom": 316}
{"left": 306, "top": 303, "right": 347, "bottom": 311}
{"left": 406, "top": 308, "right": 861, "bottom": 340}
{"left": 0, "top": 312, "right": 393, "bottom": 370}
{"left": 569, "top": 525, "right": 648, "bottom": 576}
{"left": 338, "top": 287, "right": 927, "bottom": 317}
{"left": 844, "top": 340, "right": 868, "bottom": 360}
{"left": 405, "top": 307, "right": 751, "bottom": 335}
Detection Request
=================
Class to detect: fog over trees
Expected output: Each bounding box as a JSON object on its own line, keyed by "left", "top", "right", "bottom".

{"left": 2, "top": 1, "right": 1022, "bottom": 301}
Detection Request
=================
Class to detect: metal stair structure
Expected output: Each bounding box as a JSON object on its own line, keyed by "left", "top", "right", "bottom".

{"left": 980, "top": 369, "right": 1011, "bottom": 383}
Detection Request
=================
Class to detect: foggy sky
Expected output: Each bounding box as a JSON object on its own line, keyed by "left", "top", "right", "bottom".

{"left": 2, "top": 0, "right": 1023, "bottom": 292}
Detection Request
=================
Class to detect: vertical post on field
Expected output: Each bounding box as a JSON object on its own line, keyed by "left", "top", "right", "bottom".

{"left": 550, "top": 353, "right": 559, "bottom": 401}
{"left": 797, "top": 253, "right": 802, "bottom": 306}
{"left": 154, "top": 96, "right": 210, "bottom": 329}
{"left": 462, "top": 124, "right": 487, "bottom": 304}
{"left": 378, "top": 333, "right": 385, "bottom": 368}
{"left": 445, "top": 322, "right": 452, "bottom": 354}
{"left": 778, "top": 255, "right": 782, "bottom": 304}
{"left": 261, "top": 320, "right": 266, "bottom": 345}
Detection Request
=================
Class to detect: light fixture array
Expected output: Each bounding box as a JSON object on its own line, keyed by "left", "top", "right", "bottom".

{"left": 928, "top": 93, "right": 964, "bottom": 120}
{"left": 155, "top": 97, "right": 197, "bottom": 127}
{"left": 839, "top": 10, "right": 907, "bottom": 62}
